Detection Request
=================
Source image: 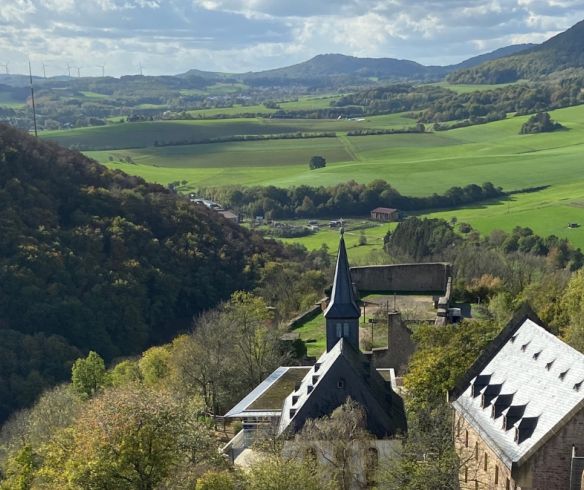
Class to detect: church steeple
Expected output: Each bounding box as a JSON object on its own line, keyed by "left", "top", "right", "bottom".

{"left": 324, "top": 228, "right": 361, "bottom": 351}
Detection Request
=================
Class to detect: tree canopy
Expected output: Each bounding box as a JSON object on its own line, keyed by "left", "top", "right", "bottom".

{"left": 0, "top": 124, "right": 285, "bottom": 422}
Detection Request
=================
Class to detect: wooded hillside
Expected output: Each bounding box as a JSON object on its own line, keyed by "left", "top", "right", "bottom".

{"left": 0, "top": 124, "right": 282, "bottom": 421}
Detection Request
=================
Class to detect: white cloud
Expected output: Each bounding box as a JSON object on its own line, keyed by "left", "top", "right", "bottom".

{"left": 0, "top": 0, "right": 583, "bottom": 75}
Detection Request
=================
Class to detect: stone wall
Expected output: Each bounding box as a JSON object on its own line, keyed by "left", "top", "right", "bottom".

{"left": 455, "top": 406, "right": 584, "bottom": 490}
{"left": 350, "top": 263, "right": 452, "bottom": 294}
{"left": 529, "top": 407, "right": 584, "bottom": 490}
{"left": 455, "top": 412, "right": 517, "bottom": 490}
{"left": 366, "top": 312, "right": 416, "bottom": 375}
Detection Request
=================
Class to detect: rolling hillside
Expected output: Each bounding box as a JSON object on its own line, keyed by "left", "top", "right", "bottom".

{"left": 448, "top": 19, "right": 584, "bottom": 83}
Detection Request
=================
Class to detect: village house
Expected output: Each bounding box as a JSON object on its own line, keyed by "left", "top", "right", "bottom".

{"left": 370, "top": 207, "right": 399, "bottom": 222}
{"left": 450, "top": 306, "right": 584, "bottom": 490}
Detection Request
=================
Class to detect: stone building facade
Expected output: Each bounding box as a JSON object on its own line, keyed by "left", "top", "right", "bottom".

{"left": 451, "top": 306, "right": 584, "bottom": 490}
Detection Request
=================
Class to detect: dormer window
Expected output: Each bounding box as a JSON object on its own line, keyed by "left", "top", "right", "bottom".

{"left": 546, "top": 360, "right": 555, "bottom": 371}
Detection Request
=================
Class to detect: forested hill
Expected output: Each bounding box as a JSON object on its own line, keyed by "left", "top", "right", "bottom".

{"left": 178, "top": 46, "right": 535, "bottom": 86}
{"left": 448, "top": 19, "right": 584, "bottom": 83}
{"left": 0, "top": 124, "right": 281, "bottom": 421}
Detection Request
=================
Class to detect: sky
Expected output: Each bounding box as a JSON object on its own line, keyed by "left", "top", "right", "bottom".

{"left": 1, "top": 0, "right": 583, "bottom": 77}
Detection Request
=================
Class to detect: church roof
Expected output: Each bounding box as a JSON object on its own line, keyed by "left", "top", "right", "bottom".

{"left": 451, "top": 307, "right": 584, "bottom": 468}
{"left": 324, "top": 234, "right": 361, "bottom": 319}
{"left": 278, "top": 338, "right": 407, "bottom": 438}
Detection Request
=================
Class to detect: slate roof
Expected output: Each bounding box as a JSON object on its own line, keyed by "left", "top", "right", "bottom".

{"left": 451, "top": 308, "right": 584, "bottom": 468}
{"left": 371, "top": 207, "right": 398, "bottom": 214}
{"left": 324, "top": 235, "right": 361, "bottom": 319}
{"left": 278, "top": 338, "right": 407, "bottom": 438}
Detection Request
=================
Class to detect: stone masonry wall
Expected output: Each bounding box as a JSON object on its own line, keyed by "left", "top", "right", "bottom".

{"left": 455, "top": 407, "right": 584, "bottom": 490}
{"left": 350, "top": 263, "right": 451, "bottom": 294}
{"left": 455, "top": 411, "right": 518, "bottom": 490}
{"left": 528, "top": 407, "right": 584, "bottom": 490}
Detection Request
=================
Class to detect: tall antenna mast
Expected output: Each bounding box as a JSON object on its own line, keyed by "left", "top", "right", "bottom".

{"left": 28, "top": 60, "right": 38, "bottom": 137}
{"left": 42, "top": 63, "right": 47, "bottom": 78}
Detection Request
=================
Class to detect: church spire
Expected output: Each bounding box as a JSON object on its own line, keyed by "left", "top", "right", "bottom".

{"left": 324, "top": 230, "right": 361, "bottom": 351}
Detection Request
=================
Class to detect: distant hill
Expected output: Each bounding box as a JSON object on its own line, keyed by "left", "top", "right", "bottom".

{"left": 244, "top": 53, "right": 437, "bottom": 80}
{"left": 0, "top": 124, "right": 282, "bottom": 421}
{"left": 448, "top": 20, "right": 584, "bottom": 83}
{"left": 178, "top": 45, "right": 535, "bottom": 86}
{"left": 449, "top": 44, "right": 536, "bottom": 70}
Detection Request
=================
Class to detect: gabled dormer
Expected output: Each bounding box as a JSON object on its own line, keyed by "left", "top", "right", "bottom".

{"left": 324, "top": 230, "right": 361, "bottom": 352}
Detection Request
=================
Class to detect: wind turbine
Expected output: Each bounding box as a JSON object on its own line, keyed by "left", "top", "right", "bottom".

{"left": 0, "top": 63, "right": 9, "bottom": 75}
{"left": 97, "top": 64, "right": 105, "bottom": 77}
{"left": 42, "top": 62, "right": 47, "bottom": 78}
{"left": 67, "top": 63, "right": 72, "bottom": 77}
{"left": 139, "top": 62, "right": 143, "bottom": 76}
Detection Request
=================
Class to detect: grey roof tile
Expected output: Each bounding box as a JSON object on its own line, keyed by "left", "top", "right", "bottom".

{"left": 453, "top": 318, "right": 584, "bottom": 467}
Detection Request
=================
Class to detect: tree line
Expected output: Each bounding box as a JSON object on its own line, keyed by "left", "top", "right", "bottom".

{"left": 200, "top": 180, "right": 504, "bottom": 220}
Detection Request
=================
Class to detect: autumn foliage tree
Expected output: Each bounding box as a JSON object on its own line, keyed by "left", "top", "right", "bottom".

{"left": 42, "top": 387, "right": 222, "bottom": 489}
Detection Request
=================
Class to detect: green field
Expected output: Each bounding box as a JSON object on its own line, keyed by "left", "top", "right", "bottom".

{"left": 42, "top": 113, "right": 413, "bottom": 150}
{"left": 76, "top": 105, "right": 584, "bottom": 194}
{"left": 186, "top": 95, "right": 341, "bottom": 118}
{"left": 277, "top": 220, "right": 396, "bottom": 262}
{"left": 421, "top": 182, "right": 584, "bottom": 249}
{"left": 45, "top": 103, "right": 584, "bottom": 249}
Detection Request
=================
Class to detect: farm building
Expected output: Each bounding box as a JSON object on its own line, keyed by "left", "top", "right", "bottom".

{"left": 451, "top": 306, "right": 584, "bottom": 490}
{"left": 370, "top": 207, "right": 399, "bottom": 222}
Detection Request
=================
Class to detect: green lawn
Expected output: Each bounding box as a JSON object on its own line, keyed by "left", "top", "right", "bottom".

{"left": 292, "top": 295, "right": 408, "bottom": 357}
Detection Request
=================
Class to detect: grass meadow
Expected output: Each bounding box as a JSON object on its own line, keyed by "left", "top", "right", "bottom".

{"left": 41, "top": 103, "right": 584, "bottom": 250}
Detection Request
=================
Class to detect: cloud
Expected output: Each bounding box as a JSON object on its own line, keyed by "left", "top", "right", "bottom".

{"left": 0, "top": 0, "right": 583, "bottom": 75}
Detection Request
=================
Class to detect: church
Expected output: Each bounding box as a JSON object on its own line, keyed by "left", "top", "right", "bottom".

{"left": 225, "top": 230, "right": 407, "bottom": 469}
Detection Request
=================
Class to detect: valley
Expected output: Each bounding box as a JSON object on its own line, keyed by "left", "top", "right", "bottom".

{"left": 60, "top": 104, "right": 584, "bottom": 251}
